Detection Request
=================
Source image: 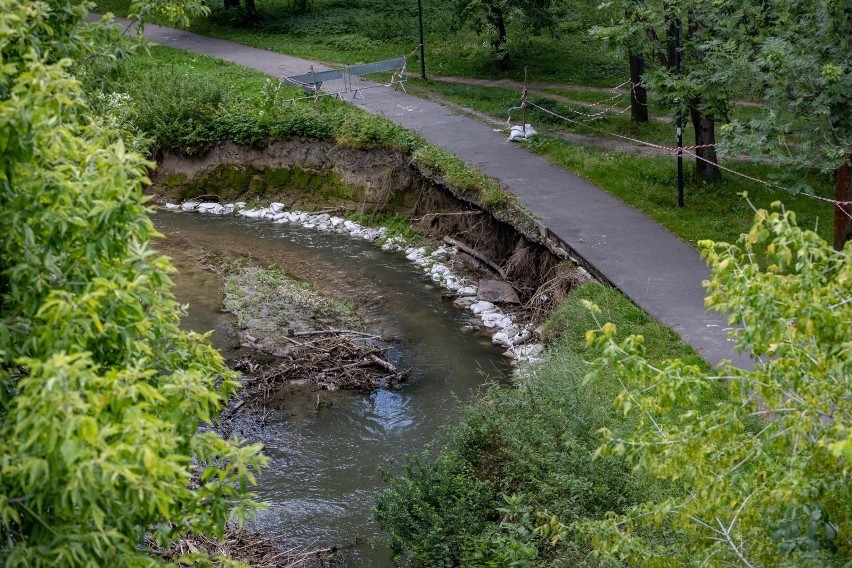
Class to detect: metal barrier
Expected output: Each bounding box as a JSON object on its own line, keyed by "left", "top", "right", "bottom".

{"left": 282, "top": 68, "right": 347, "bottom": 101}
{"left": 280, "top": 57, "right": 408, "bottom": 104}
{"left": 348, "top": 57, "right": 408, "bottom": 99}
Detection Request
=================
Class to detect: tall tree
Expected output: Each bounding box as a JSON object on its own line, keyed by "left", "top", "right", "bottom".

{"left": 708, "top": 0, "right": 852, "bottom": 248}
{"left": 584, "top": 204, "right": 851, "bottom": 566}
{"left": 456, "top": 0, "right": 563, "bottom": 72}
{"left": 0, "top": 1, "right": 265, "bottom": 564}
{"left": 593, "top": 0, "right": 730, "bottom": 181}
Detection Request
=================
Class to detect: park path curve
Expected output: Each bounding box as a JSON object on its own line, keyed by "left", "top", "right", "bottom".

{"left": 98, "top": 16, "right": 752, "bottom": 370}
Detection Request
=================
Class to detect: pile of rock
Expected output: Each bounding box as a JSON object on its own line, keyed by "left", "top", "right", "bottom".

{"left": 164, "top": 200, "right": 544, "bottom": 365}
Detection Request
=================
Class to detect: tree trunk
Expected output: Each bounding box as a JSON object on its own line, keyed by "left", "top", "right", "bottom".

{"left": 485, "top": 1, "right": 510, "bottom": 72}
{"left": 628, "top": 51, "right": 649, "bottom": 123}
{"left": 244, "top": 0, "right": 256, "bottom": 14}
{"left": 223, "top": 0, "right": 239, "bottom": 8}
{"left": 835, "top": 160, "right": 852, "bottom": 250}
{"left": 688, "top": 98, "right": 720, "bottom": 182}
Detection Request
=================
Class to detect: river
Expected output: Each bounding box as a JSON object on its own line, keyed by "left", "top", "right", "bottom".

{"left": 153, "top": 211, "right": 510, "bottom": 566}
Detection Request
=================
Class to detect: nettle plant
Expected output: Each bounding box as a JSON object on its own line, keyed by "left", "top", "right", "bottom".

{"left": 582, "top": 202, "right": 850, "bottom": 566}
{"left": 0, "top": 1, "right": 265, "bottom": 565}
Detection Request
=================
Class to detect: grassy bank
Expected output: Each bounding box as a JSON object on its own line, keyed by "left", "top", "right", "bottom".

{"left": 85, "top": 45, "right": 514, "bottom": 209}
{"left": 374, "top": 282, "right": 717, "bottom": 565}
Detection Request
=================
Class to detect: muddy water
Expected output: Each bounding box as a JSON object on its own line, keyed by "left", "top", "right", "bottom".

{"left": 153, "top": 211, "right": 510, "bottom": 566}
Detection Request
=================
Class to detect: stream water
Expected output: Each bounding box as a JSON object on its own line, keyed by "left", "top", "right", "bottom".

{"left": 153, "top": 211, "right": 511, "bottom": 566}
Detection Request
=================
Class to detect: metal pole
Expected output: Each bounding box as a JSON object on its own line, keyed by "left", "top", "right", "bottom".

{"left": 522, "top": 66, "right": 528, "bottom": 136}
{"left": 417, "top": 0, "right": 426, "bottom": 79}
{"left": 675, "top": 18, "right": 684, "bottom": 208}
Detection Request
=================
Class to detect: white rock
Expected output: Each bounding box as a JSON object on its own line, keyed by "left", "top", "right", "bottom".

{"left": 500, "top": 325, "right": 520, "bottom": 339}
{"left": 200, "top": 203, "right": 225, "bottom": 215}
{"left": 164, "top": 202, "right": 180, "bottom": 210}
{"left": 471, "top": 301, "right": 496, "bottom": 314}
{"left": 181, "top": 201, "right": 199, "bottom": 211}
{"left": 453, "top": 296, "right": 478, "bottom": 308}
{"left": 492, "top": 331, "right": 511, "bottom": 346}
{"left": 482, "top": 313, "right": 512, "bottom": 328}
{"left": 343, "top": 220, "right": 358, "bottom": 232}
{"left": 513, "top": 344, "right": 544, "bottom": 361}
{"left": 430, "top": 264, "right": 448, "bottom": 276}
{"left": 318, "top": 223, "right": 331, "bottom": 232}
{"left": 330, "top": 216, "right": 344, "bottom": 227}
{"left": 457, "top": 286, "right": 477, "bottom": 296}
{"left": 303, "top": 223, "right": 317, "bottom": 229}
{"left": 269, "top": 202, "right": 285, "bottom": 213}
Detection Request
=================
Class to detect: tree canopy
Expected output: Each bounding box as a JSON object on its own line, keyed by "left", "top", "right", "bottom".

{"left": 0, "top": 1, "right": 264, "bottom": 564}
{"left": 584, "top": 203, "right": 851, "bottom": 566}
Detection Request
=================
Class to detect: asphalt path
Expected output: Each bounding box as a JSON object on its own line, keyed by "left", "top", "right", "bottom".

{"left": 94, "top": 15, "right": 752, "bottom": 369}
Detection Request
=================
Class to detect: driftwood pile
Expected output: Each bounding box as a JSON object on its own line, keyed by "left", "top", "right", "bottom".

{"left": 236, "top": 329, "right": 408, "bottom": 401}
{"left": 147, "top": 528, "right": 345, "bottom": 568}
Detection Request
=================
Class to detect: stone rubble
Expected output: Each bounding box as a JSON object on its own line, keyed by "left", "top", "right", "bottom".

{"left": 164, "top": 199, "right": 545, "bottom": 365}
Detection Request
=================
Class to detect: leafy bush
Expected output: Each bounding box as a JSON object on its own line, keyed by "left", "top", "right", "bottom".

{"left": 584, "top": 205, "right": 851, "bottom": 566}
{"left": 1, "top": 2, "right": 265, "bottom": 565}
{"left": 374, "top": 452, "right": 495, "bottom": 566}
{"left": 375, "top": 283, "right": 701, "bottom": 564}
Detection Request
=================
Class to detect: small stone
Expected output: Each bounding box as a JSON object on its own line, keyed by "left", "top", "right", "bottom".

{"left": 471, "top": 301, "right": 496, "bottom": 314}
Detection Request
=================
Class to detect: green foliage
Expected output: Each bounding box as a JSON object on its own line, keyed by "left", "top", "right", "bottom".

{"left": 375, "top": 284, "right": 706, "bottom": 565}
{"left": 413, "top": 144, "right": 513, "bottom": 208}
{"left": 0, "top": 1, "right": 265, "bottom": 565}
{"left": 375, "top": 452, "right": 495, "bottom": 566}
{"left": 583, "top": 204, "right": 851, "bottom": 566}
{"left": 707, "top": 1, "right": 850, "bottom": 176}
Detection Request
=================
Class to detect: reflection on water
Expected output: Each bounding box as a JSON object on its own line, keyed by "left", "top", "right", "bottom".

{"left": 153, "top": 211, "right": 510, "bottom": 566}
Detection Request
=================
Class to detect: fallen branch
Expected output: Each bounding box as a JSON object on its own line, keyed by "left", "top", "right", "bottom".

{"left": 443, "top": 235, "right": 506, "bottom": 278}
{"left": 368, "top": 354, "right": 397, "bottom": 373}
{"left": 293, "top": 329, "right": 378, "bottom": 338}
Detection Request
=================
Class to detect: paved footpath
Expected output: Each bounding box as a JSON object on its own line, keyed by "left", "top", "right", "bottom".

{"left": 100, "top": 17, "right": 752, "bottom": 369}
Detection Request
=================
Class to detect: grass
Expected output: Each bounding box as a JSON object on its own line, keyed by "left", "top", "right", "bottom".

{"left": 91, "top": 0, "right": 624, "bottom": 85}
{"left": 526, "top": 135, "right": 836, "bottom": 247}
{"left": 406, "top": 78, "right": 695, "bottom": 146}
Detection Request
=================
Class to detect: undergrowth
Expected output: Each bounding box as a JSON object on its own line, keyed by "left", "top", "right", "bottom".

{"left": 375, "top": 283, "right": 715, "bottom": 566}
